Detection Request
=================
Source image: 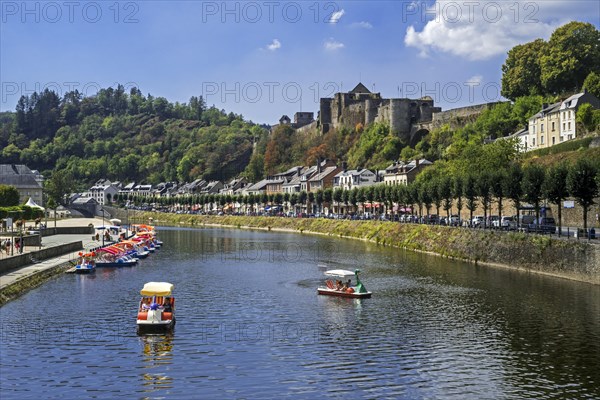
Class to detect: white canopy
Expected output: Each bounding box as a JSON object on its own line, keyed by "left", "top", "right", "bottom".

{"left": 25, "top": 197, "right": 44, "bottom": 210}
{"left": 140, "top": 282, "right": 174, "bottom": 296}
{"left": 110, "top": 218, "right": 122, "bottom": 225}
{"left": 324, "top": 269, "right": 356, "bottom": 278}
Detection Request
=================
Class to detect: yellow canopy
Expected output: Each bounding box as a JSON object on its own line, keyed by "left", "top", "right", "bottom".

{"left": 140, "top": 282, "right": 174, "bottom": 296}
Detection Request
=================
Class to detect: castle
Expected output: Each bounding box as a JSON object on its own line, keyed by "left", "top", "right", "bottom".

{"left": 318, "top": 83, "right": 441, "bottom": 144}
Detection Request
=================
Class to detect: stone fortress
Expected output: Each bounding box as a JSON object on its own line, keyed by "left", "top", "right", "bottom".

{"left": 318, "top": 83, "right": 441, "bottom": 145}
{"left": 277, "top": 82, "right": 504, "bottom": 144}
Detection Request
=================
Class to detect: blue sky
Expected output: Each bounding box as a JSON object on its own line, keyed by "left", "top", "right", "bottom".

{"left": 1, "top": 0, "right": 598, "bottom": 124}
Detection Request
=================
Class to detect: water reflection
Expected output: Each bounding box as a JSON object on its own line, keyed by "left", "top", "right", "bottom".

{"left": 140, "top": 334, "right": 174, "bottom": 395}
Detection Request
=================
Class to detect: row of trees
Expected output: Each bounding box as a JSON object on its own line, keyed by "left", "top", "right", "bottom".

{"left": 117, "top": 159, "right": 598, "bottom": 231}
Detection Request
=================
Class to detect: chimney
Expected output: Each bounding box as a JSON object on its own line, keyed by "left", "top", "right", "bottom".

{"left": 415, "top": 159, "right": 419, "bottom": 167}
{"left": 542, "top": 103, "right": 548, "bottom": 109}
{"left": 317, "top": 157, "right": 322, "bottom": 174}
{"left": 342, "top": 161, "right": 347, "bottom": 172}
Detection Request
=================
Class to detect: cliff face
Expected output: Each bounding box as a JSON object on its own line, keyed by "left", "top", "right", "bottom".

{"left": 134, "top": 212, "right": 600, "bottom": 285}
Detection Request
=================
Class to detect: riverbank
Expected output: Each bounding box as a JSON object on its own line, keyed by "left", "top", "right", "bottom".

{"left": 138, "top": 212, "right": 600, "bottom": 285}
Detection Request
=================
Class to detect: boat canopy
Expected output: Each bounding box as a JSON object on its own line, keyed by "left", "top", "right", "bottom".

{"left": 140, "top": 282, "right": 174, "bottom": 296}
{"left": 324, "top": 269, "right": 356, "bottom": 278}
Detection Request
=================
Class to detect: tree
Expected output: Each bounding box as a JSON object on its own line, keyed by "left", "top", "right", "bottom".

{"left": 418, "top": 182, "right": 432, "bottom": 219}
{"left": 501, "top": 39, "right": 546, "bottom": 100}
{"left": 476, "top": 172, "right": 493, "bottom": 228}
{"left": 453, "top": 175, "right": 463, "bottom": 223}
{"left": 464, "top": 174, "right": 477, "bottom": 226}
{"left": 540, "top": 22, "right": 600, "bottom": 95}
{"left": 0, "top": 185, "right": 20, "bottom": 207}
{"left": 45, "top": 170, "right": 74, "bottom": 205}
{"left": 504, "top": 163, "right": 524, "bottom": 222}
{"left": 583, "top": 71, "right": 600, "bottom": 98}
{"left": 576, "top": 103, "right": 595, "bottom": 133}
{"left": 490, "top": 169, "right": 507, "bottom": 221}
{"left": 522, "top": 164, "right": 546, "bottom": 225}
{"left": 438, "top": 176, "right": 453, "bottom": 221}
{"left": 543, "top": 163, "right": 569, "bottom": 234}
{"left": 567, "top": 159, "right": 598, "bottom": 231}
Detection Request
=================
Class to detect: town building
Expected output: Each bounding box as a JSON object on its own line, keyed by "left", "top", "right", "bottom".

{"left": 383, "top": 159, "right": 432, "bottom": 186}
{"left": 333, "top": 168, "right": 378, "bottom": 190}
{"left": 0, "top": 164, "right": 44, "bottom": 206}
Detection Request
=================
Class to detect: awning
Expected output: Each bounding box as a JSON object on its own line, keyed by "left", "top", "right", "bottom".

{"left": 140, "top": 282, "right": 174, "bottom": 296}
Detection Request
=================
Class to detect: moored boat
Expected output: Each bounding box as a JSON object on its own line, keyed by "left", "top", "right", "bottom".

{"left": 137, "top": 282, "right": 176, "bottom": 334}
{"left": 317, "top": 269, "right": 372, "bottom": 298}
{"left": 74, "top": 251, "right": 96, "bottom": 274}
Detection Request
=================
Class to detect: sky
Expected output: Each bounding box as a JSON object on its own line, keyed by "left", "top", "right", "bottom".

{"left": 1, "top": 0, "right": 598, "bottom": 124}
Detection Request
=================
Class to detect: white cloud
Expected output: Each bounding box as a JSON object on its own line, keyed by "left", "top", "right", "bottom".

{"left": 351, "top": 21, "right": 373, "bottom": 29}
{"left": 467, "top": 75, "right": 483, "bottom": 85}
{"left": 404, "top": 0, "right": 562, "bottom": 60}
{"left": 324, "top": 38, "right": 345, "bottom": 51}
{"left": 329, "top": 9, "right": 345, "bottom": 24}
{"left": 266, "top": 39, "right": 281, "bottom": 51}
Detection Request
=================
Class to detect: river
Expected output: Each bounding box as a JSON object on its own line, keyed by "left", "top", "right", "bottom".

{"left": 1, "top": 227, "right": 599, "bottom": 399}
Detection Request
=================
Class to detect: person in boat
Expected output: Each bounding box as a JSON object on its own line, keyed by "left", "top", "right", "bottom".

{"left": 141, "top": 298, "right": 151, "bottom": 310}
{"left": 163, "top": 297, "right": 172, "bottom": 312}
{"left": 335, "top": 280, "right": 343, "bottom": 291}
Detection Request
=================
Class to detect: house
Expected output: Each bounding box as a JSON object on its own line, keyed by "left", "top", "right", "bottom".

{"left": 383, "top": 159, "right": 432, "bottom": 186}
{"left": 559, "top": 90, "right": 600, "bottom": 142}
{"left": 0, "top": 164, "right": 44, "bottom": 206}
{"left": 244, "top": 179, "right": 270, "bottom": 195}
{"left": 221, "top": 178, "right": 247, "bottom": 195}
{"left": 501, "top": 126, "right": 530, "bottom": 151}
{"left": 201, "top": 181, "right": 224, "bottom": 194}
{"left": 528, "top": 102, "right": 561, "bottom": 150}
{"left": 333, "top": 168, "right": 378, "bottom": 190}
{"left": 89, "top": 179, "right": 120, "bottom": 205}
{"left": 308, "top": 165, "right": 342, "bottom": 192}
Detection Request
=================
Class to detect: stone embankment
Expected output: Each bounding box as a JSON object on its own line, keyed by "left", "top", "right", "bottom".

{"left": 140, "top": 213, "right": 599, "bottom": 285}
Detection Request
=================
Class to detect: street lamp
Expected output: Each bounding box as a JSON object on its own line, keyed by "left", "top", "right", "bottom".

{"left": 100, "top": 207, "right": 106, "bottom": 246}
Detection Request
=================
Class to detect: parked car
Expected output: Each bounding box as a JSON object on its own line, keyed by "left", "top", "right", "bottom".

{"left": 449, "top": 215, "right": 460, "bottom": 226}
{"left": 518, "top": 215, "right": 536, "bottom": 231}
{"left": 493, "top": 215, "right": 516, "bottom": 230}
{"left": 487, "top": 215, "right": 499, "bottom": 228}
{"left": 472, "top": 215, "right": 484, "bottom": 227}
{"left": 533, "top": 217, "right": 556, "bottom": 234}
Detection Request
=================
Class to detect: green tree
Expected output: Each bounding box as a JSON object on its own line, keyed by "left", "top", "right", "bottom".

{"left": 464, "top": 174, "right": 478, "bottom": 226}
{"left": 0, "top": 185, "right": 20, "bottom": 206}
{"left": 522, "top": 164, "right": 546, "bottom": 224}
{"left": 504, "top": 163, "right": 524, "bottom": 217}
{"left": 438, "top": 176, "right": 453, "bottom": 221}
{"left": 476, "top": 172, "right": 493, "bottom": 228}
{"left": 490, "top": 170, "right": 507, "bottom": 221}
{"left": 501, "top": 39, "right": 546, "bottom": 100}
{"left": 543, "top": 163, "right": 569, "bottom": 234}
{"left": 576, "top": 103, "right": 595, "bottom": 133}
{"left": 453, "top": 175, "right": 463, "bottom": 223}
{"left": 583, "top": 71, "right": 600, "bottom": 98}
{"left": 567, "top": 159, "right": 598, "bottom": 231}
{"left": 540, "top": 22, "right": 600, "bottom": 95}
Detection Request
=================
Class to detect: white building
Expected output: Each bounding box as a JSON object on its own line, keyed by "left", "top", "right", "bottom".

{"left": 333, "top": 169, "right": 377, "bottom": 190}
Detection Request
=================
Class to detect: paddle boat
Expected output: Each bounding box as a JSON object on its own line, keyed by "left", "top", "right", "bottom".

{"left": 137, "top": 282, "right": 176, "bottom": 334}
{"left": 95, "top": 246, "right": 137, "bottom": 267}
{"left": 74, "top": 251, "right": 96, "bottom": 274}
{"left": 317, "top": 269, "right": 372, "bottom": 298}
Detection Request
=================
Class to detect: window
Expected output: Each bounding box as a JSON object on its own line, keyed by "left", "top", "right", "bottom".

{"left": 563, "top": 122, "right": 566, "bottom": 131}
{"left": 568, "top": 122, "right": 571, "bottom": 130}
{"left": 541, "top": 123, "right": 544, "bottom": 133}
{"left": 532, "top": 138, "right": 536, "bottom": 146}
{"left": 568, "top": 134, "right": 572, "bottom": 140}
{"left": 541, "top": 135, "right": 544, "bottom": 145}
{"left": 552, "top": 122, "right": 555, "bottom": 131}
{"left": 552, "top": 137, "right": 555, "bottom": 145}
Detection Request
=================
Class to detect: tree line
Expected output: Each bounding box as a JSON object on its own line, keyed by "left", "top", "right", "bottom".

{"left": 116, "top": 158, "right": 598, "bottom": 231}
